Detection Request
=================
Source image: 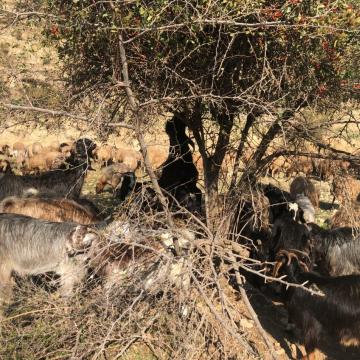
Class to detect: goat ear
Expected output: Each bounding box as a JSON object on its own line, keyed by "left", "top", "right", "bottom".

{"left": 82, "top": 231, "right": 98, "bottom": 247}
{"left": 69, "top": 225, "right": 94, "bottom": 251}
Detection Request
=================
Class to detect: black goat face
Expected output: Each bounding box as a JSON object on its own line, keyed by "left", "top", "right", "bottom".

{"left": 114, "top": 172, "right": 136, "bottom": 202}
{"left": 73, "top": 138, "right": 96, "bottom": 159}
{"left": 165, "top": 114, "right": 189, "bottom": 146}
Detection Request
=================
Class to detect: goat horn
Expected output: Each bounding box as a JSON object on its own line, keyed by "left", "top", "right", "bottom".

{"left": 272, "top": 259, "right": 284, "bottom": 278}
{"left": 288, "top": 248, "right": 311, "bottom": 261}
{"left": 298, "top": 260, "right": 310, "bottom": 273}
{"left": 276, "top": 249, "right": 299, "bottom": 266}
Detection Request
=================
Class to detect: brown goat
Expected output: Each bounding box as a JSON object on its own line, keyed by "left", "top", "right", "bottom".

{"left": 45, "top": 151, "right": 66, "bottom": 168}
{"left": 312, "top": 158, "right": 350, "bottom": 180}
{"left": 12, "top": 141, "right": 26, "bottom": 154}
{"left": 285, "top": 156, "right": 313, "bottom": 178}
{"left": 49, "top": 140, "right": 60, "bottom": 152}
{"left": 25, "top": 151, "right": 65, "bottom": 173}
{"left": 193, "top": 151, "right": 236, "bottom": 180}
{"left": 94, "top": 144, "right": 114, "bottom": 166}
{"left": 147, "top": 145, "right": 168, "bottom": 169}
{"left": 331, "top": 175, "right": 360, "bottom": 206}
{"left": 112, "top": 147, "right": 141, "bottom": 171}
{"left": 14, "top": 151, "right": 26, "bottom": 170}
{"left": 0, "top": 197, "right": 101, "bottom": 225}
{"left": 290, "top": 176, "right": 319, "bottom": 208}
{"left": 28, "top": 142, "right": 43, "bottom": 157}
{"left": 96, "top": 163, "right": 132, "bottom": 194}
{"left": 25, "top": 154, "right": 47, "bottom": 173}
{"left": 268, "top": 156, "right": 291, "bottom": 177}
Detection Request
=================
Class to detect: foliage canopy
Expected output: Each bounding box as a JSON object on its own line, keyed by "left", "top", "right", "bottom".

{"left": 45, "top": 0, "right": 359, "bottom": 212}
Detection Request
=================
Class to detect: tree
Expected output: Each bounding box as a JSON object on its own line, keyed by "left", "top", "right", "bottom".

{"left": 46, "top": 0, "right": 359, "bottom": 222}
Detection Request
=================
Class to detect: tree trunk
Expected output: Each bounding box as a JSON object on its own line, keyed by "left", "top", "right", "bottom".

{"left": 229, "top": 112, "right": 257, "bottom": 192}
{"left": 190, "top": 107, "right": 233, "bottom": 229}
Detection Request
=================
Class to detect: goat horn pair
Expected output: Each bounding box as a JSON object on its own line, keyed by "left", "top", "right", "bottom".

{"left": 272, "top": 249, "right": 310, "bottom": 278}
{"left": 287, "top": 248, "right": 311, "bottom": 272}
{"left": 287, "top": 248, "right": 311, "bottom": 261}
{"left": 272, "top": 249, "right": 296, "bottom": 277}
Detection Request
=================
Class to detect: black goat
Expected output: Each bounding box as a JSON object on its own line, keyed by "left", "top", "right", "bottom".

{"left": 0, "top": 159, "right": 13, "bottom": 174}
{"left": 158, "top": 113, "right": 202, "bottom": 212}
{"left": 269, "top": 204, "right": 312, "bottom": 277}
{"left": 262, "top": 184, "right": 291, "bottom": 222}
{"left": 271, "top": 209, "right": 311, "bottom": 254}
{"left": 0, "top": 138, "right": 96, "bottom": 201}
{"left": 285, "top": 269, "right": 360, "bottom": 360}
{"left": 113, "top": 172, "right": 137, "bottom": 202}
{"left": 263, "top": 183, "right": 314, "bottom": 224}
{"left": 308, "top": 223, "right": 360, "bottom": 276}
{"left": 261, "top": 184, "right": 313, "bottom": 276}
{"left": 114, "top": 115, "right": 202, "bottom": 214}
{"left": 262, "top": 184, "right": 305, "bottom": 248}
{"left": 64, "top": 137, "right": 96, "bottom": 167}
{"left": 232, "top": 194, "right": 271, "bottom": 244}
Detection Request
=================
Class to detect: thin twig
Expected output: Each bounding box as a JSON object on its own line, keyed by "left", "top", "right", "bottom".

{"left": 1, "top": 103, "right": 135, "bottom": 130}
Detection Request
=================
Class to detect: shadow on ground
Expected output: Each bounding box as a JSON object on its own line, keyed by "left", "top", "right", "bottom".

{"left": 246, "top": 284, "right": 360, "bottom": 360}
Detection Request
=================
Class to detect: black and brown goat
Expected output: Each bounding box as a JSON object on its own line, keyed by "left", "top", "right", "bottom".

{"left": 0, "top": 196, "right": 102, "bottom": 225}
{"left": 96, "top": 163, "right": 132, "bottom": 194}
{"left": 87, "top": 224, "right": 194, "bottom": 293}
{"left": 0, "top": 138, "right": 96, "bottom": 201}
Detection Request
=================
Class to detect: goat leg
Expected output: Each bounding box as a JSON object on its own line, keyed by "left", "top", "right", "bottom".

{"left": 302, "top": 351, "right": 316, "bottom": 360}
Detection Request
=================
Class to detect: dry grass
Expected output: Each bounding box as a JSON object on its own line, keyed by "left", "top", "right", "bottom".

{"left": 0, "top": 212, "right": 265, "bottom": 360}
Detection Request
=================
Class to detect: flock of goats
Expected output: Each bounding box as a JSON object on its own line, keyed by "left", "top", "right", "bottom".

{"left": 1, "top": 113, "right": 360, "bottom": 359}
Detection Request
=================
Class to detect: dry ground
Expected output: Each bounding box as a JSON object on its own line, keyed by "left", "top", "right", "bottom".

{"left": 1, "top": 1, "right": 360, "bottom": 356}
{"left": 1, "top": 128, "right": 357, "bottom": 360}
{"left": 1, "top": 115, "right": 358, "bottom": 360}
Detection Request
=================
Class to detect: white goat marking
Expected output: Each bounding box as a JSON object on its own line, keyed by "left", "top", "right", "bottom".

{"left": 288, "top": 202, "right": 299, "bottom": 220}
